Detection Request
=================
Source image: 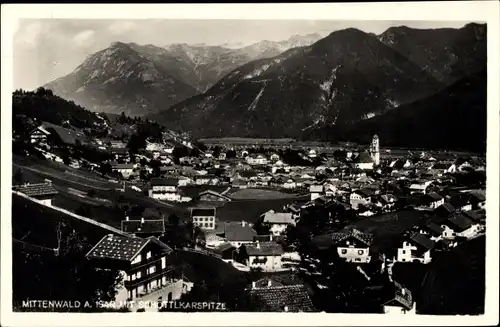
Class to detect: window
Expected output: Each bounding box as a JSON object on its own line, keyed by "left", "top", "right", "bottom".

{"left": 209, "top": 223, "right": 213, "bottom": 228}
{"left": 358, "top": 250, "right": 364, "bottom": 255}
{"left": 402, "top": 258, "right": 406, "bottom": 262}
{"left": 341, "top": 249, "right": 347, "bottom": 254}
{"left": 161, "top": 257, "right": 166, "bottom": 269}
{"left": 146, "top": 251, "right": 152, "bottom": 259}
{"left": 402, "top": 250, "right": 406, "bottom": 254}
{"left": 149, "top": 266, "right": 156, "bottom": 274}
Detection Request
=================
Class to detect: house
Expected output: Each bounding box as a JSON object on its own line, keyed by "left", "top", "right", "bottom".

{"left": 205, "top": 234, "right": 227, "bottom": 249}
{"left": 389, "top": 159, "right": 412, "bottom": 171}
{"left": 324, "top": 183, "right": 338, "bottom": 197}
{"left": 149, "top": 178, "right": 180, "bottom": 202}
{"left": 375, "top": 194, "right": 398, "bottom": 211}
{"left": 110, "top": 140, "right": 127, "bottom": 148}
{"left": 331, "top": 229, "right": 373, "bottom": 263}
{"left": 191, "top": 207, "right": 217, "bottom": 230}
{"left": 41, "top": 122, "right": 89, "bottom": 146}
{"left": 379, "top": 281, "right": 416, "bottom": 314}
{"left": 440, "top": 213, "right": 481, "bottom": 240}
{"left": 178, "top": 176, "right": 192, "bottom": 187}
{"left": 111, "top": 148, "right": 131, "bottom": 162}
{"left": 13, "top": 182, "right": 58, "bottom": 206}
{"left": 308, "top": 149, "right": 317, "bottom": 158}
{"left": 197, "top": 190, "right": 232, "bottom": 203}
{"left": 233, "top": 179, "right": 248, "bottom": 189}
{"left": 454, "top": 158, "right": 472, "bottom": 172}
{"left": 434, "top": 203, "right": 457, "bottom": 217}
{"left": 349, "top": 188, "right": 376, "bottom": 209}
{"left": 309, "top": 185, "right": 323, "bottom": 201}
{"left": 213, "top": 242, "right": 237, "bottom": 261}
{"left": 29, "top": 125, "right": 51, "bottom": 144}
{"left": 218, "top": 152, "right": 227, "bottom": 160}
{"left": 430, "top": 162, "right": 456, "bottom": 174}
{"left": 244, "top": 241, "right": 284, "bottom": 272}
{"left": 418, "top": 221, "right": 444, "bottom": 241}
{"left": 218, "top": 221, "right": 257, "bottom": 248}
{"left": 449, "top": 194, "right": 473, "bottom": 212}
{"left": 245, "top": 283, "right": 315, "bottom": 312}
{"left": 262, "top": 211, "right": 295, "bottom": 236}
{"left": 121, "top": 217, "right": 165, "bottom": 238}
{"left": 407, "top": 180, "right": 432, "bottom": 194}
{"left": 414, "top": 192, "right": 444, "bottom": 211}
{"left": 247, "top": 154, "right": 268, "bottom": 166}
{"left": 270, "top": 153, "right": 280, "bottom": 162}
{"left": 282, "top": 179, "right": 297, "bottom": 189}
{"left": 86, "top": 234, "right": 182, "bottom": 312}
{"left": 352, "top": 152, "right": 374, "bottom": 170}
{"left": 194, "top": 175, "right": 212, "bottom": 185}
{"left": 396, "top": 233, "right": 435, "bottom": 264}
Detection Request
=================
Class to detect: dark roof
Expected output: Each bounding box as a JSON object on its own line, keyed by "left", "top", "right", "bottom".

{"left": 426, "top": 192, "right": 443, "bottom": 201}
{"left": 191, "top": 207, "right": 216, "bottom": 217}
{"left": 151, "top": 177, "right": 178, "bottom": 186}
{"left": 121, "top": 219, "right": 165, "bottom": 234}
{"left": 435, "top": 203, "right": 456, "bottom": 216}
{"left": 14, "top": 183, "right": 58, "bottom": 198}
{"left": 353, "top": 152, "right": 373, "bottom": 164}
{"left": 42, "top": 121, "right": 88, "bottom": 145}
{"left": 432, "top": 163, "right": 452, "bottom": 170}
{"left": 223, "top": 222, "right": 257, "bottom": 242}
{"left": 86, "top": 234, "right": 162, "bottom": 262}
{"left": 253, "top": 277, "right": 284, "bottom": 288}
{"left": 247, "top": 284, "right": 315, "bottom": 312}
{"left": 424, "top": 221, "right": 445, "bottom": 236}
{"left": 245, "top": 242, "right": 284, "bottom": 256}
{"left": 449, "top": 194, "right": 472, "bottom": 208}
{"left": 111, "top": 147, "right": 129, "bottom": 155}
{"left": 462, "top": 210, "right": 483, "bottom": 223}
{"left": 355, "top": 188, "right": 376, "bottom": 198}
{"left": 446, "top": 214, "right": 473, "bottom": 232}
{"left": 331, "top": 228, "right": 373, "bottom": 247}
{"left": 213, "top": 242, "right": 236, "bottom": 254}
{"left": 382, "top": 281, "right": 414, "bottom": 311}
{"left": 409, "top": 233, "right": 435, "bottom": 251}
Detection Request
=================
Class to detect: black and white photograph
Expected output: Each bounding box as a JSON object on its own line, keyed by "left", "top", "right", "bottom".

{"left": 1, "top": 2, "right": 499, "bottom": 326}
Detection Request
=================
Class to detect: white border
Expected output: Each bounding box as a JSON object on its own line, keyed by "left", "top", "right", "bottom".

{"left": 1, "top": 2, "right": 499, "bottom": 326}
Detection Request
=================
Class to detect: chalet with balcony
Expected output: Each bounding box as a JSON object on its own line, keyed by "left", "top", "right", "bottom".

{"left": 440, "top": 213, "right": 482, "bottom": 240}
{"left": 29, "top": 125, "right": 51, "bottom": 145}
{"left": 191, "top": 207, "right": 217, "bottom": 231}
{"left": 86, "top": 234, "right": 182, "bottom": 312}
{"left": 197, "top": 190, "right": 232, "bottom": 204}
{"left": 396, "top": 233, "right": 435, "bottom": 264}
{"left": 13, "top": 182, "right": 58, "bottom": 206}
{"left": 331, "top": 229, "right": 373, "bottom": 263}
{"left": 148, "top": 177, "right": 179, "bottom": 202}
{"left": 369, "top": 280, "right": 416, "bottom": 314}
{"left": 414, "top": 192, "right": 444, "bottom": 211}
{"left": 244, "top": 241, "right": 284, "bottom": 272}
{"left": 217, "top": 221, "right": 257, "bottom": 248}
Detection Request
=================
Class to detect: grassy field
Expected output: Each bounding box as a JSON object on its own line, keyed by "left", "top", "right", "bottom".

{"left": 227, "top": 188, "right": 302, "bottom": 200}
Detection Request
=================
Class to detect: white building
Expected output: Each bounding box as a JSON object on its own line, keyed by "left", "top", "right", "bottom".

{"left": 191, "top": 207, "right": 217, "bottom": 231}
{"left": 148, "top": 177, "right": 180, "bottom": 201}
{"left": 352, "top": 152, "right": 374, "bottom": 170}
{"left": 262, "top": 211, "right": 295, "bottom": 236}
{"left": 245, "top": 242, "right": 284, "bottom": 272}
{"left": 396, "top": 233, "right": 434, "bottom": 264}
{"left": 370, "top": 135, "right": 380, "bottom": 166}
{"left": 331, "top": 229, "right": 373, "bottom": 263}
{"left": 247, "top": 154, "right": 268, "bottom": 165}
{"left": 112, "top": 163, "right": 135, "bottom": 178}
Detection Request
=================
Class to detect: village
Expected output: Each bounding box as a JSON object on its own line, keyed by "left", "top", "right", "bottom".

{"left": 12, "top": 115, "right": 487, "bottom": 314}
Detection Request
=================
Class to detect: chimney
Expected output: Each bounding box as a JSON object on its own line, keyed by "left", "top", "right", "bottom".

{"left": 241, "top": 221, "right": 246, "bottom": 227}
{"left": 252, "top": 281, "right": 256, "bottom": 289}
{"left": 256, "top": 241, "right": 260, "bottom": 249}
{"left": 141, "top": 217, "right": 145, "bottom": 224}
{"left": 284, "top": 306, "right": 289, "bottom": 312}
{"left": 269, "top": 234, "right": 273, "bottom": 241}
{"left": 402, "top": 289, "right": 406, "bottom": 296}
{"left": 125, "top": 216, "right": 129, "bottom": 221}
{"left": 267, "top": 279, "right": 272, "bottom": 287}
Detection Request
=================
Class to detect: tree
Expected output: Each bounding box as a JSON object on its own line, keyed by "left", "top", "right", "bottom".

{"left": 167, "top": 213, "right": 180, "bottom": 226}
{"left": 127, "top": 134, "right": 146, "bottom": 154}
{"left": 99, "top": 162, "right": 112, "bottom": 176}
{"left": 13, "top": 169, "right": 24, "bottom": 185}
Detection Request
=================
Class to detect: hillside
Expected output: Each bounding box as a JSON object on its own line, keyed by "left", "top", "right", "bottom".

{"left": 309, "top": 69, "right": 486, "bottom": 152}
{"left": 152, "top": 28, "right": 444, "bottom": 138}
{"left": 378, "top": 23, "right": 486, "bottom": 84}
{"left": 12, "top": 88, "right": 107, "bottom": 134}
{"left": 45, "top": 42, "right": 199, "bottom": 117}
{"left": 419, "top": 235, "right": 485, "bottom": 315}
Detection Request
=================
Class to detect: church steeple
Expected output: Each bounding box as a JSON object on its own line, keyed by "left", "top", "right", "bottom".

{"left": 370, "top": 134, "right": 380, "bottom": 166}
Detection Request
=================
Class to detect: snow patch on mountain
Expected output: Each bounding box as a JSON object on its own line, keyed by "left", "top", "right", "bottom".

{"left": 244, "top": 63, "right": 273, "bottom": 80}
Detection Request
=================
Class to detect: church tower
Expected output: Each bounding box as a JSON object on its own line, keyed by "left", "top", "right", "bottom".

{"left": 370, "top": 134, "right": 380, "bottom": 166}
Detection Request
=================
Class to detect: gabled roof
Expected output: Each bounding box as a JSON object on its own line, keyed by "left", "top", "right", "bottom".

{"left": 151, "top": 177, "right": 178, "bottom": 186}
{"left": 223, "top": 222, "right": 257, "bottom": 242}
{"left": 245, "top": 242, "right": 284, "bottom": 256}
{"left": 331, "top": 228, "right": 373, "bottom": 247}
{"left": 247, "top": 284, "right": 315, "bottom": 312}
{"left": 426, "top": 192, "right": 443, "bottom": 201}
{"left": 41, "top": 121, "right": 88, "bottom": 145}
{"left": 382, "top": 280, "right": 414, "bottom": 311}
{"left": 13, "top": 183, "right": 58, "bottom": 198}
{"left": 409, "top": 233, "right": 435, "bottom": 251}
{"left": 85, "top": 234, "right": 172, "bottom": 262}
{"left": 191, "top": 207, "right": 216, "bottom": 217}
{"left": 121, "top": 219, "right": 165, "bottom": 234}
{"left": 446, "top": 214, "right": 473, "bottom": 232}
{"left": 462, "top": 210, "right": 483, "bottom": 223}
{"left": 198, "top": 190, "right": 232, "bottom": 201}
{"left": 353, "top": 152, "right": 373, "bottom": 164}
{"left": 424, "top": 221, "right": 445, "bottom": 236}
{"left": 262, "top": 212, "right": 294, "bottom": 224}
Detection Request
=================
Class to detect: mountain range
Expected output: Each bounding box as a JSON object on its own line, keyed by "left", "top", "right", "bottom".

{"left": 152, "top": 23, "right": 486, "bottom": 143}
{"left": 44, "top": 33, "right": 323, "bottom": 116}
{"left": 43, "top": 23, "right": 486, "bottom": 151}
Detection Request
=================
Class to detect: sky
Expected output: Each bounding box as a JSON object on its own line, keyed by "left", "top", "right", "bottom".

{"left": 12, "top": 19, "right": 470, "bottom": 91}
